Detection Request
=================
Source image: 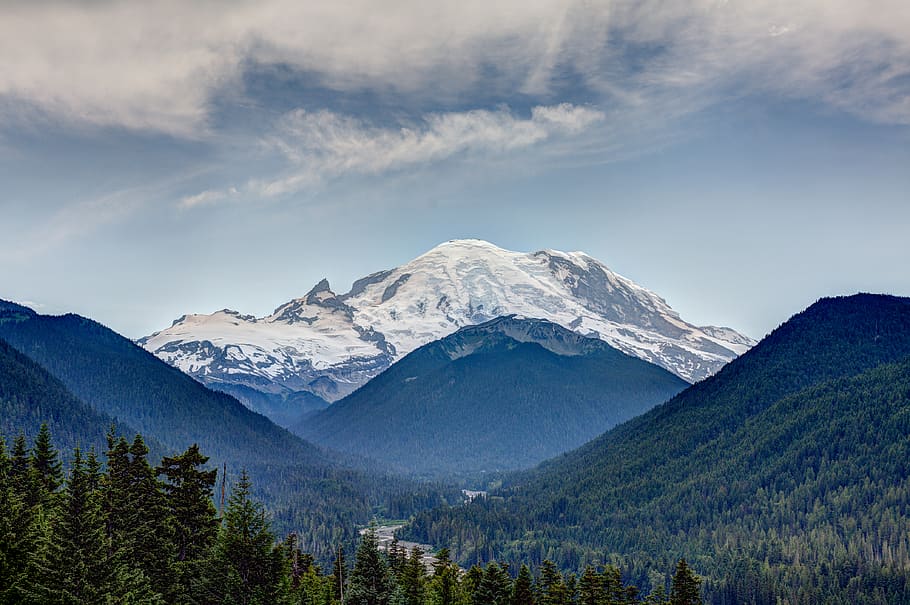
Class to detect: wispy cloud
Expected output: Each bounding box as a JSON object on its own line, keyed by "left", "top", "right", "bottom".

{"left": 1, "top": 1, "right": 908, "bottom": 136}
{"left": 254, "top": 104, "right": 604, "bottom": 196}
{"left": 179, "top": 187, "right": 239, "bottom": 209}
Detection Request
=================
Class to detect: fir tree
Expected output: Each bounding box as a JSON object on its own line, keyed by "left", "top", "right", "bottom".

{"left": 400, "top": 547, "right": 426, "bottom": 605}
{"left": 669, "top": 560, "right": 701, "bottom": 605}
{"left": 24, "top": 448, "right": 161, "bottom": 604}
{"left": 30, "top": 423, "right": 63, "bottom": 497}
{"left": 0, "top": 436, "right": 30, "bottom": 604}
{"left": 430, "top": 548, "right": 460, "bottom": 605}
{"left": 512, "top": 564, "right": 535, "bottom": 605}
{"left": 126, "top": 434, "right": 176, "bottom": 598}
{"left": 577, "top": 566, "right": 600, "bottom": 605}
{"left": 9, "top": 434, "right": 31, "bottom": 502}
{"left": 157, "top": 443, "right": 218, "bottom": 601}
{"left": 537, "top": 560, "right": 567, "bottom": 605}
{"left": 347, "top": 527, "right": 393, "bottom": 605}
{"left": 474, "top": 562, "right": 511, "bottom": 605}
{"left": 196, "top": 469, "right": 287, "bottom": 604}
{"left": 157, "top": 443, "right": 218, "bottom": 563}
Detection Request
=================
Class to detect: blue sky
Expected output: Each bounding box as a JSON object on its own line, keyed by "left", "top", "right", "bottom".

{"left": 2, "top": 1, "right": 909, "bottom": 340}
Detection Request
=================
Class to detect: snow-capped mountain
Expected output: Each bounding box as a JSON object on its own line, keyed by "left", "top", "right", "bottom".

{"left": 139, "top": 239, "right": 754, "bottom": 406}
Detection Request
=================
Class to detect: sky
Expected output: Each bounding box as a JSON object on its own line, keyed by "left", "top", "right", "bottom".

{"left": 2, "top": 0, "right": 909, "bottom": 341}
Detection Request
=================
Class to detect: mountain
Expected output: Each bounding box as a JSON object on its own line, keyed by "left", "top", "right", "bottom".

{"left": 0, "top": 335, "right": 155, "bottom": 460}
{"left": 294, "top": 316, "right": 687, "bottom": 477}
{"left": 0, "top": 299, "right": 454, "bottom": 562}
{"left": 0, "top": 300, "right": 328, "bottom": 469}
{"left": 140, "top": 239, "right": 753, "bottom": 419}
{"left": 401, "top": 294, "right": 910, "bottom": 603}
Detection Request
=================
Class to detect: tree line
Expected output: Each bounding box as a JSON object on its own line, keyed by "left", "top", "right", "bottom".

{"left": 0, "top": 426, "right": 702, "bottom": 604}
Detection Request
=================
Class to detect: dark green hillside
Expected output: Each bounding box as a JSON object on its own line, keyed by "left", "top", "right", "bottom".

{"left": 295, "top": 316, "right": 687, "bottom": 477}
{"left": 0, "top": 300, "right": 456, "bottom": 562}
{"left": 0, "top": 300, "right": 327, "bottom": 468}
{"left": 402, "top": 294, "right": 910, "bottom": 603}
{"left": 0, "top": 337, "right": 151, "bottom": 459}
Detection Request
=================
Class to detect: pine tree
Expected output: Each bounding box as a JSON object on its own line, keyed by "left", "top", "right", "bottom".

{"left": 577, "top": 566, "right": 600, "bottom": 605}
{"left": 512, "top": 564, "right": 535, "bottom": 605}
{"left": 669, "top": 560, "right": 701, "bottom": 605}
{"left": 9, "top": 434, "right": 31, "bottom": 502}
{"left": 157, "top": 443, "right": 218, "bottom": 562}
{"left": 347, "top": 527, "right": 393, "bottom": 605}
{"left": 430, "top": 548, "right": 460, "bottom": 605}
{"left": 474, "top": 562, "right": 511, "bottom": 605}
{"left": 0, "top": 436, "right": 30, "bottom": 604}
{"left": 30, "top": 423, "right": 63, "bottom": 498}
{"left": 24, "top": 448, "right": 161, "bottom": 604}
{"left": 400, "top": 547, "right": 426, "bottom": 605}
{"left": 196, "top": 469, "right": 287, "bottom": 604}
{"left": 157, "top": 443, "right": 219, "bottom": 601}
{"left": 537, "top": 560, "right": 568, "bottom": 605}
{"left": 126, "top": 434, "right": 176, "bottom": 597}
{"left": 104, "top": 432, "right": 174, "bottom": 598}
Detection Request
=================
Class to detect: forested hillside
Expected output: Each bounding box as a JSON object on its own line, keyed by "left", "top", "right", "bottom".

{"left": 0, "top": 300, "right": 457, "bottom": 562}
{"left": 296, "top": 317, "right": 686, "bottom": 477}
{"left": 0, "top": 337, "right": 157, "bottom": 459}
{"left": 0, "top": 427, "right": 704, "bottom": 604}
{"left": 401, "top": 295, "right": 910, "bottom": 603}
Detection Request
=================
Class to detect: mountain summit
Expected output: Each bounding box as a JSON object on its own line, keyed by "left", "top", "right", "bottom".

{"left": 140, "top": 239, "right": 753, "bottom": 413}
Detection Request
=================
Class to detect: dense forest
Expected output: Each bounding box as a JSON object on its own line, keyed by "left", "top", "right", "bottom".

{"left": 0, "top": 301, "right": 460, "bottom": 562}
{"left": 401, "top": 295, "right": 910, "bottom": 604}
{"left": 0, "top": 427, "right": 703, "bottom": 605}
{"left": 296, "top": 317, "right": 685, "bottom": 477}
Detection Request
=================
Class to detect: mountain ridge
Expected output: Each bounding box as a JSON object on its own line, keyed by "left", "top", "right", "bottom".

{"left": 139, "top": 239, "right": 753, "bottom": 421}
{"left": 294, "top": 315, "right": 687, "bottom": 477}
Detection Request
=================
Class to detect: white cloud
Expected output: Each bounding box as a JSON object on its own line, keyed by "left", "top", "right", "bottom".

{"left": 180, "top": 187, "right": 239, "bottom": 209}
{"left": 256, "top": 104, "right": 604, "bottom": 196}
{"left": 0, "top": 1, "right": 908, "bottom": 135}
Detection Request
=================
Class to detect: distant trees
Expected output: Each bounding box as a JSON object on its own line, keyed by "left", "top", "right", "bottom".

{"left": 0, "top": 425, "right": 709, "bottom": 605}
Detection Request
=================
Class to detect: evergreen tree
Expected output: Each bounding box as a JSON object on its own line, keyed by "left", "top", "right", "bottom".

{"left": 24, "top": 448, "right": 161, "bottom": 604}
{"left": 474, "top": 562, "right": 511, "bottom": 605}
{"left": 537, "top": 560, "right": 567, "bottom": 605}
{"left": 157, "top": 443, "right": 218, "bottom": 563}
{"left": 400, "top": 547, "right": 426, "bottom": 605}
{"left": 669, "top": 560, "right": 701, "bottom": 605}
{"left": 196, "top": 469, "right": 287, "bottom": 604}
{"left": 388, "top": 537, "right": 406, "bottom": 580}
{"left": 9, "top": 434, "right": 31, "bottom": 502}
{"left": 462, "top": 565, "right": 485, "bottom": 604}
{"left": 157, "top": 443, "right": 218, "bottom": 601}
{"left": 0, "top": 436, "right": 31, "bottom": 604}
{"left": 512, "top": 564, "right": 535, "bottom": 605}
{"left": 577, "top": 566, "right": 600, "bottom": 605}
{"left": 347, "top": 527, "right": 393, "bottom": 605}
{"left": 126, "top": 435, "right": 176, "bottom": 598}
{"left": 30, "top": 423, "right": 63, "bottom": 497}
{"left": 430, "top": 548, "right": 460, "bottom": 605}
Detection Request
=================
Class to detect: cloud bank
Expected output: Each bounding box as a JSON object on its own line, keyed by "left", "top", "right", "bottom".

{"left": 257, "top": 104, "right": 604, "bottom": 195}
{"left": 1, "top": 0, "right": 909, "bottom": 136}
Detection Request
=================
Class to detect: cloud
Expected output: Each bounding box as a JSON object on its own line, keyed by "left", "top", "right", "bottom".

{"left": 0, "top": 1, "right": 908, "bottom": 136}
{"left": 255, "top": 104, "right": 604, "bottom": 196}
{"left": 180, "top": 187, "right": 239, "bottom": 209}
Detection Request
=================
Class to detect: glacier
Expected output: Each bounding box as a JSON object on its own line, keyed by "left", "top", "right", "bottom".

{"left": 139, "top": 239, "right": 755, "bottom": 408}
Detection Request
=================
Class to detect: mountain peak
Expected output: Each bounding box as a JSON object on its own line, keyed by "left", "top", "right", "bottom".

{"left": 306, "top": 278, "right": 333, "bottom": 297}
{"left": 141, "top": 240, "right": 755, "bottom": 410}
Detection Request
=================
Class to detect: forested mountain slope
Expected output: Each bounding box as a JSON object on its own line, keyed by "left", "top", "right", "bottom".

{"left": 402, "top": 294, "right": 910, "bottom": 603}
{"left": 0, "top": 337, "right": 154, "bottom": 459}
{"left": 296, "top": 316, "right": 686, "bottom": 477}
{"left": 0, "top": 300, "right": 454, "bottom": 562}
